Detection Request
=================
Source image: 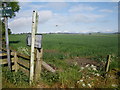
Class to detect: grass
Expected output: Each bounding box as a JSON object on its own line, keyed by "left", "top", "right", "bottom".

{"left": 2, "top": 33, "right": 119, "bottom": 88}
{"left": 2, "top": 67, "right": 29, "bottom": 88}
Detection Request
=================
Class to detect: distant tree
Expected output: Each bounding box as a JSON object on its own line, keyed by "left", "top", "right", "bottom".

{"left": 97, "top": 32, "right": 101, "bottom": 34}
{"left": 89, "top": 33, "right": 92, "bottom": 35}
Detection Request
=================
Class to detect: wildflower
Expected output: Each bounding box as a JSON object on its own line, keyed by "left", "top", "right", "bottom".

{"left": 96, "top": 73, "right": 100, "bottom": 76}
{"left": 80, "top": 79, "right": 83, "bottom": 82}
{"left": 112, "top": 84, "right": 118, "bottom": 87}
{"left": 85, "top": 64, "right": 90, "bottom": 67}
{"left": 77, "top": 81, "right": 80, "bottom": 83}
{"left": 81, "top": 67, "right": 84, "bottom": 70}
{"left": 88, "top": 83, "right": 92, "bottom": 88}
{"left": 86, "top": 75, "right": 89, "bottom": 77}
{"left": 91, "top": 65, "right": 96, "bottom": 69}
{"left": 74, "top": 62, "right": 77, "bottom": 66}
{"left": 82, "top": 83, "right": 86, "bottom": 87}
{"left": 88, "top": 68, "right": 92, "bottom": 70}
{"left": 92, "top": 67, "right": 97, "bottom": 71}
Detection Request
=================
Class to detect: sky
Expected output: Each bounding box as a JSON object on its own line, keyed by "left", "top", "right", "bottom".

{"left": 8, "top": 1, "right": 118, "bottom": 34}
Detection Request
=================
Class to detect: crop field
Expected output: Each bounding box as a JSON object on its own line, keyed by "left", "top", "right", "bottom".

{"left": 9, "top": 33, "right": 118, "bottom": 58}
{"left": 2, "top": 33, "right": 120, "bottom": 88}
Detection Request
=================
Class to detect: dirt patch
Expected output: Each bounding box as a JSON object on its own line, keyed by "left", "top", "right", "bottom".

{"left": 66, "top": 57, "right": 103, "bottom": 67}
{"left": 44, "top": 49, "right": 59, "bottom": 53}
{"left": 34, "top": 82, "right": 50, "bottom": 88}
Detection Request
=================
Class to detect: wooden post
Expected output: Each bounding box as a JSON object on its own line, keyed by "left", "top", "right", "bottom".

{"left": 14, "top": 52, "right": 18, "bottom": 72}
{"left": 3, "top": 3, "right": 11, "bottom": 71}
{"left": 29, "top": 11, "right": 38, "bottom": 85}
{"left": 34, "top": 48, "right": 43, "bottom": 82}
{"left": 42, "top": 61, "right": 56, "bottom": 73}
{"left": 30, "top": 11, "right": 36, "bottom": 85}
{"left": 105, "top": 55, "right": 111, "bottom": 72}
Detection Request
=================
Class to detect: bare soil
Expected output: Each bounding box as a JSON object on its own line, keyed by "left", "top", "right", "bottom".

{"left": 66, "top": 57, "right": 104, "bottom": 67}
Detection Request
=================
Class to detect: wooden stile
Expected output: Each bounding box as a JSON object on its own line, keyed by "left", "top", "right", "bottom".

{"left": 17, "top": 59, "right": 30, "bottom": 69}
{"left": 1, "top": 58, "right": 14, "bottom": 65}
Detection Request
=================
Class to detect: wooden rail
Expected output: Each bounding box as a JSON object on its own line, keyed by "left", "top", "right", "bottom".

{"left": 0, "top": 47, "right": 56, "bottom": 77}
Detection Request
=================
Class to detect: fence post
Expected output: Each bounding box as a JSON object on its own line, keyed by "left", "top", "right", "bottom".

{"left": 3, "top": 3, "right": 11, "bottom": 71}
{"left": 29, "top": 11, "right": 38, "bottom": 85}
{"left": 34, "top": 48, "right": 43, "bottom": 82}
{"left": 14, "top": 52, "right": 18, "bottom": 72}
{"left": 105, "top": 55, "right": 111, "bottom": 72}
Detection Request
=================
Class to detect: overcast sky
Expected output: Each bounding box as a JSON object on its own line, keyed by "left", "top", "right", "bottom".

{"left": 9, "top": 1, "right": 118, "bottom": 34}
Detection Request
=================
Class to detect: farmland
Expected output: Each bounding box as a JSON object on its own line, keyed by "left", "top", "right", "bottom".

{"left": 9, "top": 33, "right": 118, "bottom": 58}
{"left": 2, "top": 33, "right": 120, "bottom": 88}
{"left": 9, "top": 33, "right": 118, "bottom": 62}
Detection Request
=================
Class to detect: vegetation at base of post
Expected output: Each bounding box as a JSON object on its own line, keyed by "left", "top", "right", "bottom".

{"left": 2, "top": 67, "right": 29, "bottom": 88}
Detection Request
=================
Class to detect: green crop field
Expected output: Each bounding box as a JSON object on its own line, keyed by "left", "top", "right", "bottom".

{"left": 2, "top": 33, "right": 119, "bottom": 88}
{"left": 9, "top": 33, "right": 118, "bottom": 59}
{"left": 8, "top": 33, "right": 119, "bottom": 69}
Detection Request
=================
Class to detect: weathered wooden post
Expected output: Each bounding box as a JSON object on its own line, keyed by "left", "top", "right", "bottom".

{"left": 3, "top": 2, "right": 11, "bottom": 71}
{"left": 34, "top": 48, "right": 43, "bottom": 82}
{"left": 105, "top": 55, "right": 111, "bottom": 72}
{"left": 29, "top": 11, "right": 37, "bottom": 85}
{"left": 14, "top": 52, "right": 18, "bottom": 72}
{"left": 27, "top": 10, "right": 44, "bottom": 84}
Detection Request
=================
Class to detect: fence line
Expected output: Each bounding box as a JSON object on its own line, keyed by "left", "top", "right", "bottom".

{"left": 0, "top": 46, "right": 56, "bottom": 77}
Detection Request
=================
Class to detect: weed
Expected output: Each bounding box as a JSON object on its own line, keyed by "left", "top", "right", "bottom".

{"left": 2, "top": 67, "right": 29, "bottom": 87}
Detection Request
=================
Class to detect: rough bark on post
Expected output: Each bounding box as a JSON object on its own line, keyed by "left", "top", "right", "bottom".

{"left": 14, "top": 52, "right": 18, "bottom": 72}
{"left": 34, "top": 48, "right": 43, "bottom": 82}
{"left": 29, "top": 11, "right": 38, "bottom": 85}
{"left": 105, "top": 55, "right": 111, "bottom": 72}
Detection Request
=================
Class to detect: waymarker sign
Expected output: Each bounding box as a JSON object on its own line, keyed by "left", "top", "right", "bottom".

{"left": 0, "top": 7, "right": 13, "bottom": 17}
{"left": 27, "top": 34, "right": 42, "bottom": 49}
